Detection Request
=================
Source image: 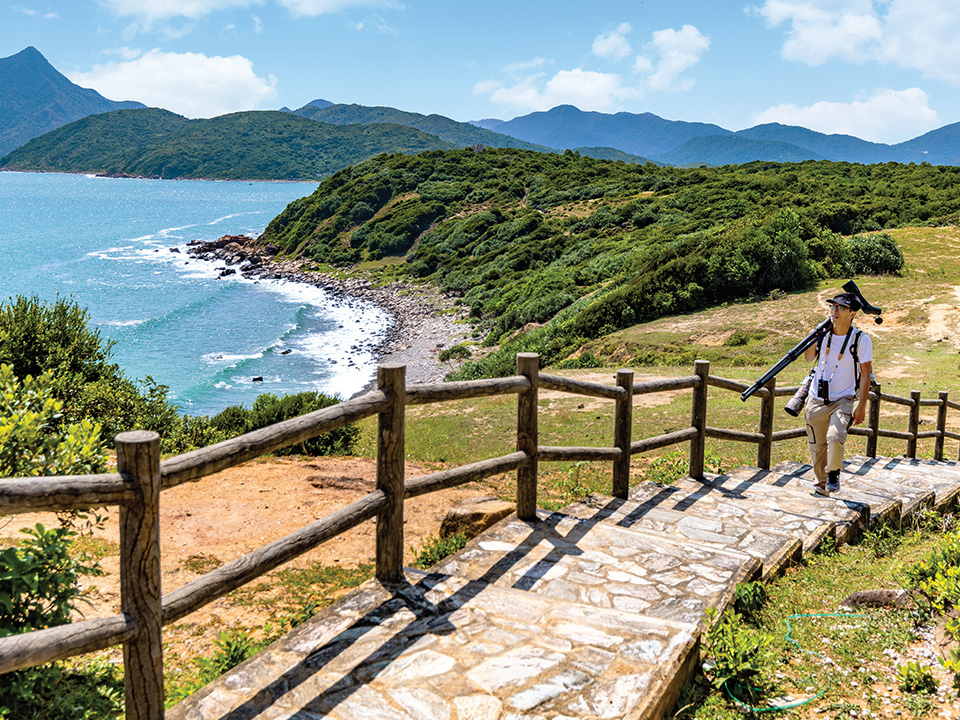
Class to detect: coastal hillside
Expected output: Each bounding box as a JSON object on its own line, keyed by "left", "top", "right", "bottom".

{"left": 260, "top": 148, "right": 960, "bottom": 376}
{"left": 0, "top": 108, "right": 453, "bottom": 180}
{"left": 0, "top": 46, "right": 144, "bottom": 158}
{"left": 294, "top": 102, "right": 553, "bottom": 152}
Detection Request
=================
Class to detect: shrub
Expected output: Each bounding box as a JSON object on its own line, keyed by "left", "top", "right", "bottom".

{"left": 846, "top": 232, "right": 905, "bottom": 275}
{"left": 212, "top": 391, "right": 359, "bottom": 456}
{"left": 0, "top": 364, "right": 107, "bottom": 478}
{"left": 0, "top": 367, "right": 120, "bottom": 719}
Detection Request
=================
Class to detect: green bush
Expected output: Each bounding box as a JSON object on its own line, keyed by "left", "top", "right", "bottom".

{"left": 211, "top": 391, "right": 359, "bottom": 456}
{"left": 0, "top": 367, "right": 121, "bottom": 719}
{"left": 846, "top": 232, "right": 905, "bottom": 275}
{"left": 0, "top": 364, "right": 107, "bottom": 478}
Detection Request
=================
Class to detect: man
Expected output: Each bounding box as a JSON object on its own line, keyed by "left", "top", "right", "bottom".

{"left": 802, "top": 291, "right": 873, "bottom": 495}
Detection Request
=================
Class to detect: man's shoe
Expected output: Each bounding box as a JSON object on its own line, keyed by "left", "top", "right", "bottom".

{"left": 826, "top": 470, "right": 841, "bottom": 492}
{"left": 814, "top": 485, "right": 832, "bottom": 497}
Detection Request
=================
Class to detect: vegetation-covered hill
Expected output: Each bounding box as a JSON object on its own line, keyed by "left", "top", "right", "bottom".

{"left": 295, "top": 103, "right": 552, "bottom": 152}
{"left": 0, "top": 108, "right": 454, "bottom": 180}
{"left": 0, "top": 46, "right": 144, "bottom": 158}
{"left": 261, "top": 148, "right": 960, "bottom": 377}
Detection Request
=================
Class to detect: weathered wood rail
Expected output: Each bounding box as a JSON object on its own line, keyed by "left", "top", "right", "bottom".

{"left": 1, "top": 354, "right": 958, "bottom": 719}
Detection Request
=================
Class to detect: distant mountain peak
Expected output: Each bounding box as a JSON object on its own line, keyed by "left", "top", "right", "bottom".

{"left": 1, "top": 45, "right": 146, "bottom": 158}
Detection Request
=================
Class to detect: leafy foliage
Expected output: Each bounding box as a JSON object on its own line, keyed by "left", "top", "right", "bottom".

{"left": 411, "top": 532, "right": 469, "bottom": 569}
{"left": 0, "top": 364, "right": 107, "bottom": 478}
{"left": 701, "top": 607, "right": 772, "bottom": 704}
{"left": 0, "top": 371, "right": 120, "bottom": 718}
{"left": 210, "top": 391, "right": 359, "bottom": 456}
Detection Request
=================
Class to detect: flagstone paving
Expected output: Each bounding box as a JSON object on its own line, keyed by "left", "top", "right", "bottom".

{"left": 769, "top": 460, "right": 934, "bottom": 526}
{"left": 168, "top": 455, "right": 960, "bottom": 720}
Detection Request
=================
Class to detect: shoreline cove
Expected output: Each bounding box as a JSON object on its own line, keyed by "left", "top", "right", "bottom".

{"left": 186, "top": 235, "right": 474, "bottom": 396}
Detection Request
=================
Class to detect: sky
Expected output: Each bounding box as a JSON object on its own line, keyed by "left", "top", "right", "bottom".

{"left": 4, "top": 0, "right": 960, "bottom": 144}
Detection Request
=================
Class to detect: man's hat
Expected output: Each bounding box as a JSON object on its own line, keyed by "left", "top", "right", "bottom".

{"left": 827, "top": 292, "right": 862, "bottom": 311}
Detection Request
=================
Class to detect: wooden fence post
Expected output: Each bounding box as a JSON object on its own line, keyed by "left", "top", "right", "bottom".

{"left": 866, "top": 382, "right": 880, "bottom": 458}
{"left": 613, "top": 369, "right": 634, "bottom": 499}
{"left": 116, "top": 430, "right": 163, "bottom": 720}
{"left": 690, "top": 360, "right": 709, "bottom": 480}
{"left": 376, "top": 364, "right": 406, "bottom": 582}
{"left": 757, "top": 375, "right": 775, "bottom": 470}
{"left": 936, "top": 391, "right": 949, "bottom": 461}
{"left": 516, "top": 353, "right": 539, "bottom": 520}
{"left": 907, "top": 390, "right": 921, "bottom": 459}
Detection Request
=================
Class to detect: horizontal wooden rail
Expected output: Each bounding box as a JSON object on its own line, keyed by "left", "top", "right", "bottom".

{"left": 540, "top": 373, "right": 625, "bottom": 400}
{"left": 919, "top": 398, "right": 944, "bottom": 407}
{"left": 405, "top": 452, "right": 529, "bottom": 499}
{"left": 407, "top": 376, "right": 530, "bottom": 405}
{"left": 0, "top": 473, "right": 133, "bottom": 514}
{"left": 162, "top": 490, "right": 388, "bottom": 625}
{"left": 946, "top": 430, "right": 960, "bottom": 441}
{"left": 0, "top": 614, "right": 135, "bottom": 676}
{"left": 879, "top": 391, "right": 915, "bottom": 407}
{"left": 848, "top": 427, "right": 877, "bottom": 438}
{"left": 706, "top": 426, "right": 764, "bottom": 444}
{"left": 539, "top": 446, "right": 623, "bottom": 462}
{"left": 161, "top": 391, "right": 389, "bottom": 489}
{"left": 917, "top": 430, "right": 941, "bottom": 439}
{"left": 708, "top": 374, "right": 766, "bottom": 397}
{"left": 876, "top": 428, "right": 914, "bottom": 440}
{"left": 771, "top": 427, "right": 807, "bottom": 442}
{"left": 634, "top": 375, "right": 699, "bottom": 395}
{"left": 631, "top": 427, "right": 698, "bottom": 454}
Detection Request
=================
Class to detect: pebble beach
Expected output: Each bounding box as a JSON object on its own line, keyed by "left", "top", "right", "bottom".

{"left": 186, "top": 234, "right": 475, "bottom": 392}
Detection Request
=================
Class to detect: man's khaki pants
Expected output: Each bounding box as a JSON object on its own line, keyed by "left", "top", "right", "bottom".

{"left": 804, "top": 396, "right": 853, "bottom": 486}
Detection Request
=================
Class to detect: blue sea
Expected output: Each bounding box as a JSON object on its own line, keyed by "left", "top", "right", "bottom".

{"left": 1, "top": 171, "right": 392, "bottom": 416}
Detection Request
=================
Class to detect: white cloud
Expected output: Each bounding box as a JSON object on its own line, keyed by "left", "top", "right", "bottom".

{"left": 14, "top": 5, "right": 58, "bottom": 18}
{"left": 102, "top": 46, "right": 142, "bottom": 60}
{"left": 754, "top": 0, "right": 960, "bottom": 82}
{"left": 638, "top": 24, "right": 710, "bottom": 92}
{"left": 476, "top": 23, "right": 707, "bottom": 113}
{"left": 503, "top": 57, "right": 550, "bottom": 74}
{"left": 752, "top": 88, "right": 940, "bottom": 143}
{"left": 276, "top": 0, "right": 401, "bottom": 17}
{"left": 592, "top": 22, "right": 632, "bottom": 61}
{"left": 98, "top": 0, "right": 260, "bottom": 22}
{"left": 252, "top": 14, "right": 263, "bottom": 33}
{"left": 483, "top": 69, "right": 638, "bottom": 113}
{"left": 67, "top": 49, "right": 278, "bottom": 118}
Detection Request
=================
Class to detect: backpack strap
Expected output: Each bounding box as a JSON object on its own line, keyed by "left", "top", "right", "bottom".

{"left": 851, "top": 328, "right": 862, "bottom": 388}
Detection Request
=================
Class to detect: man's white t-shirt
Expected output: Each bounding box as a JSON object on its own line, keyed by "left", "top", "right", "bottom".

{"left": 811, "top": 327, "right": 873, "bottom": 401}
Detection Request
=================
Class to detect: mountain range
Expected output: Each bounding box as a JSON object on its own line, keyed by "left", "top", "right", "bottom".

{"left": 0, "top": 46, "right": 144, "bottom": 158}
{"left": 3, "top": 45, "right": 960, "bottom": 178}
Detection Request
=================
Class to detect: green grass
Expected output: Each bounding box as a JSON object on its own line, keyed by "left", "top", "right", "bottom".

{"left": 678, "top": 521, "right": 952, "bottom": 718}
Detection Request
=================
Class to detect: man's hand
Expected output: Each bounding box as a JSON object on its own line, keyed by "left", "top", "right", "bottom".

{"left": 852, "top": 403, "right": 866, "bottom": 425}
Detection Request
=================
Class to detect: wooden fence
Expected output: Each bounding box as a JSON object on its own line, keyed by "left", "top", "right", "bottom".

{"left": 1, "top": 354, "right": 959, "bottom": 719}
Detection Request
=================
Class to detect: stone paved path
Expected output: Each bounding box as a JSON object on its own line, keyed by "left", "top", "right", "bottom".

{"left": 168, "top": 456, "right": 960, "bottom": 720}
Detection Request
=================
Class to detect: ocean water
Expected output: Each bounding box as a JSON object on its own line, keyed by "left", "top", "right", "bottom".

{"left": 1, "top": 171, "right": 392, "bottom": 416}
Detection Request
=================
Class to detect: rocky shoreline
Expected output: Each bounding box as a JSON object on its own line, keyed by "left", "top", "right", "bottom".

{"left": 184, "top": 235, "right": 474, "bottom": 392}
